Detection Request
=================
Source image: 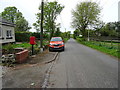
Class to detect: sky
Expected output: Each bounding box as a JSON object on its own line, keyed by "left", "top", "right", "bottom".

{"left": 0, "top": 0, "right": 119, "bottom": 33}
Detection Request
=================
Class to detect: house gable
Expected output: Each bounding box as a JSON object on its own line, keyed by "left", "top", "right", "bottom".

{"left": 0, "top": 17, "right": 15, "bottom": 44}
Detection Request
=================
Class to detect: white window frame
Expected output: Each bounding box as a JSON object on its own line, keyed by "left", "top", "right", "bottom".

{"left": 0, "top": 27, "right": 1, "bottom": 38}
{"left": 6, "top": 30, "right": 12, "bottom": 38}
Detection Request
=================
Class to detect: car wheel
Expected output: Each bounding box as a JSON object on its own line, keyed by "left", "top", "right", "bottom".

{"left": 62, "top": 47, "right": 65, "bottom": 51}
{"left": 49, "top": 48, "right": 52, "bottom": 52}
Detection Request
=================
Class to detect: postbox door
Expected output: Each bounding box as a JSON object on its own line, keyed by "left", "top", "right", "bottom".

{"left": 30, "top": 36, "right": 36, "bottom": 45}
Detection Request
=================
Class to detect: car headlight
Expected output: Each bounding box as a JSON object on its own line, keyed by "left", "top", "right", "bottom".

{"left": 50, "top": 43, "right": 54, "bottom": 45}
{"left": 60, "top": 42, "right": 64, "bottom": 45}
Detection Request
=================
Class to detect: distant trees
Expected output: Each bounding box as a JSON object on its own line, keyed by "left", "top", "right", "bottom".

{"left": 73, "top": 29, "right": 80, "bottom": 39}
{"left": 59, "top": 31, "right": 71, "bottom": 40}
{"left": 33, "top": 1, "right": 64, "bottom": 39}
{"left": 71, "top": 1, "right": 101, "bottom": 38}
{"left": 54, "top": 28, "right": 61, "bottom": 37}
{"left": 93, "top": 21, "right": 119, "bottom": 38}
{"left": 102, "top": 22, "right": 120, "bottom": 37}
{"left": 1, "top": 6, "right": 31, "bottom": 32}
{"left": 73, "top": 21, "right": 120, "bottom": 40}
{"left": 72, "top": 1, "right": 119, "bottom": 40}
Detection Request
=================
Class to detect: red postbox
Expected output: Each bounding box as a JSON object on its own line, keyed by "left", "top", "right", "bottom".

{"left": 30, "top": 36, "right": 36, "bottom": 45}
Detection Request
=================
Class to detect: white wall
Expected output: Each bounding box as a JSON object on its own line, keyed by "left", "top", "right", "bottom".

{"left": 0, "top": 25, "right": 15, "bottom": 44}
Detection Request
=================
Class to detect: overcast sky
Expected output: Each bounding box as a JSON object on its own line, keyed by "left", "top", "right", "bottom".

{"left": 0, "top": 0, "right": 119, "bottom": 33}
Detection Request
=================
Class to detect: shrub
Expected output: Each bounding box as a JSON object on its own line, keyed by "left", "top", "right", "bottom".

{"left": 34, "top": 47, "right": 40, "bottom": 54}
{"left": 31, "top": 32, "right": 40, "bottom": 40}
{"left": 29, "top": 45, "right": 40, "bottom": 55}
{"left": 77, "top": 37, "right": 86, "bottom": 42}
{"left": 2, "top": 44, "right": 14, "bottom": 54}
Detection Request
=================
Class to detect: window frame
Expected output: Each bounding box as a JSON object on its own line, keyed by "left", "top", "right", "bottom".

{"left": 0, "top": 27, "right": 1, "bottom": 38}
{"left": 6, "top": 30, "right": 12, "bottom": 39}
{"left": 0, "top": 27, "right": 4, "bottom": 39}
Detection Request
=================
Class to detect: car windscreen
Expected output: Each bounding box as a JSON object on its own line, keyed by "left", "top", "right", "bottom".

{"left": 51, "top": 37, "right": 62, "bottom": 41}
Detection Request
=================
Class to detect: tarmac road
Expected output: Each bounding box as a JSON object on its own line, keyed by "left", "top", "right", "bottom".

{"left": 48, "top": 38, "right": 118, "bottom": 88}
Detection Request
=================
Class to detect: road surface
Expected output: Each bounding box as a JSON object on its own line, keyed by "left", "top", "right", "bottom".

{"left": 48, "top": 38, "right": 118, "bottom": 88}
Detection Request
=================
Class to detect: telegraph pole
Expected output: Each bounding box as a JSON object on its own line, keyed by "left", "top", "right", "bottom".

{"left": 40, "top": 0, "right": 44, "bottom": 52}
{"left": 65, "top": 28, "right": 66, "bottom": 38}
{"left": 88, "top": 29, "right": 90, "bottom": 41}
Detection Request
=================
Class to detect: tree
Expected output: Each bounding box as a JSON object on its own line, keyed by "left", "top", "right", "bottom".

{"left": 73, "top": 29, "right": 80, "bottom": 39}
{"left": 1, "top": 6, "right": 31, "bottom": 32}
{"left": 99, "top": 22, "right": 118, "bottom": 37}
{"left": 93, "top": 21, "right": 105, "bottom": 37}
{"left": 71, "top": 1, "right": 101, "bottom": 38}
{"left": 33, "top": 1, "right": 64, "bottom": 39}
{"left": 15, "top": 17, "right": 31, "bottom": 31}
{"left": 66, "top": 31, "right": 71, "bottom": 39}
{"left": 115, "top": 21, "right": 120, "bottom": 38}
{"left": 1, "top": 6, "right": 18, "bottom": 23}
{"left": 54, "top": 28, "right": 62, "bottom": 37}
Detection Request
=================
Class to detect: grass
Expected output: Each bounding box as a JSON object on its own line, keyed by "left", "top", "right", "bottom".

{"left": 2, "top": 43, "right": 32, "bottom": 54}
{"left": 3, "top": 39, "right": 49, "bottom": 49}
{"left": 2, "top": 40, "right": 50, "bottom": 54}
{"left": 63, "top": 38, "right": 69, "bottom": 43}
{"left": 12, "top": 43, "right": 31, "bottom": 49}
{"left": 76, "top": 39, "right": 120, "bottom": 59}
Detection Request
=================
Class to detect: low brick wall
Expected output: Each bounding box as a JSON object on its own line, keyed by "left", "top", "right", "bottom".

{"left": 15, "top": 49, "right": 28, "bottom": 63}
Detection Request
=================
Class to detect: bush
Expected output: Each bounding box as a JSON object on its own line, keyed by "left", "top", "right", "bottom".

{"left": 76, "top": 37, "right": 86, "bottom": 42}
{"left": 15, "top": 32, "right": 49, "bottom": 42}
{"left": 2, "top": 44, "right": 14, "bottom": 54}
{"left": 63, "top": 38, "right": 69, "bottom": 43}
{"left": 31, "top": 32, "right": 40, "bottom": 40}
{"left": 34, "top": 47, "right": 40, "bottom": 54}
{"left": 29, "top": 44, "right": 40, "bottom": 55}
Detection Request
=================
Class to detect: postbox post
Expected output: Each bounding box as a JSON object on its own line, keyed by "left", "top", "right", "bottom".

{"left": 32, "top": 44, "right": 34, "bottom": 55}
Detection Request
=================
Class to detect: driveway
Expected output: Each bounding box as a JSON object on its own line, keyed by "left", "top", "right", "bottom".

{"left": 2, "top": 50, "right": 56, "bottom": 88}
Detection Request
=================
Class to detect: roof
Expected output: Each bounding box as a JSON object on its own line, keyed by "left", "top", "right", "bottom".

{"left": 0, "top": 17, "right": 15, "bottom": 27}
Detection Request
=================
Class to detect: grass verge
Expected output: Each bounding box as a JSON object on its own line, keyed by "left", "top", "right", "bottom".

{"left": 76, "top": 39, "right": 120, "bottom": 59}
{"left": 63, "top": 38, "right": 69, "bottom": 43}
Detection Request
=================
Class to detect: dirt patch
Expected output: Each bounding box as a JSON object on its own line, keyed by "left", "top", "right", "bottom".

{"left": 2, "top": 50, "right": 56, "bottom": 88}
{"left": 5, "top": 50, "right": 55, "bottom": 70}
{"left": 27, "top": 50, "right": 55, "bottom": 64}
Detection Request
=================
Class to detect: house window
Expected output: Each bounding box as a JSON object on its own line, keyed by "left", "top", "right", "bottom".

{"left": 0, "top": 27, "right": 1, "bottom": 37}
{"left": 0, "top": 27, "right": 4, "bottom": 39}
{"left": 6, "top": 30, "right": 12, "bottom": 39}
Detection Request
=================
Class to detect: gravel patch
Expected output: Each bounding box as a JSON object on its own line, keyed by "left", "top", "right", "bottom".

{"left": 2, "top": 50, "right": 56, "bottom": 88}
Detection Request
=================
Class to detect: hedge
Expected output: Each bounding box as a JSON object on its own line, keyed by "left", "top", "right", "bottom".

{"left": 15, "top": 32, "right": 48, "bottom": 42}
{"left": 15, "top": 32, "right": 41, "bottom": 42}
{"left": 15, "top": 32, "right": 30, "bottom": 42}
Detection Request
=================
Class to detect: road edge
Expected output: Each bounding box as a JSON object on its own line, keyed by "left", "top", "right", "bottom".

{"left": 41, "top": 52, "right": 59, "bottom": 88}
{"left": 44, "top": 52, "right": 59, "bottom": 64}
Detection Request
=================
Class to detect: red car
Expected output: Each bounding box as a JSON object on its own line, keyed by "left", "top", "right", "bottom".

{"left": 49, "top": 37, "right": 65, "bottom": 51}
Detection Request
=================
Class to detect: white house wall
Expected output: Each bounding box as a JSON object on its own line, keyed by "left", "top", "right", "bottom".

{"left": 0, "top": 25, "right": 15, "bottom": 44}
